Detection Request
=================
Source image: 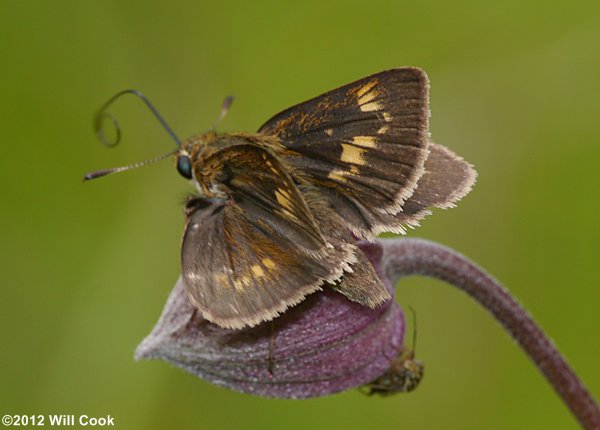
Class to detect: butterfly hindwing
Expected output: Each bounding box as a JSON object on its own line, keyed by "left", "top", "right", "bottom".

{"left": 181, "top": 198, "right": 359, "bottom": 329}
{"left": 358, "top": 142, "right": 478, "bottom": 233}
{"left": 398, "top": 142, "right": 477, "bottom": 223}
{"left": 258, "top": 68, "right": 431, "bottom": 239}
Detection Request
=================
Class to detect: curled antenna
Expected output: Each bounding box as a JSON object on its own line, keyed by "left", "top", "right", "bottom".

{"left": 94, "top": 89, "right": 182, "bottom": 149}
{"left": 85, "top": 89, "right": 182, "bottom": 182}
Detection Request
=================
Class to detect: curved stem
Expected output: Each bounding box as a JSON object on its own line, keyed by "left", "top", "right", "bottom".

{"left": 377, "top": 238, "right": 600, "bottom": 430}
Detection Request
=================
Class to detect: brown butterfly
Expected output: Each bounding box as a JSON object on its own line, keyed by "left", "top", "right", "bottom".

{"left": 85, "top": 68, "right": 476, "bottom": 329}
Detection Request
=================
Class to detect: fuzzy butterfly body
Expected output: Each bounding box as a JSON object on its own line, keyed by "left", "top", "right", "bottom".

{"left": 178, "top": 131, "right": 392, "bottom": 328}
{"left": 173, "top": 68, "right": 477, "bottom": 329}
{"left": 88, "top": 68, "right": 476, "bottom": 329}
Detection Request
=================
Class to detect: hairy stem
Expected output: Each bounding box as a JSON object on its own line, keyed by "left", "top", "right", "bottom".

{"left": 376, "top": 238, "right": 600, "bottom": 430}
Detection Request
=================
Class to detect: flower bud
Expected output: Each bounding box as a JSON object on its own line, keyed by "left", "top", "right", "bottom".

{"left": 135, "top": 242, "right": 405, "bottom": 399}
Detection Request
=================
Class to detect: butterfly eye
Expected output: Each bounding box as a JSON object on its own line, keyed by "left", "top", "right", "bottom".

{"left": 177, "top": 154, "right": 193, "bottom": 179}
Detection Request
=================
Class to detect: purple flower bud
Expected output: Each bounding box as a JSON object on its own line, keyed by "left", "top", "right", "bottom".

{"left": 135, "top": 242, "right": 405, "bottom": 398}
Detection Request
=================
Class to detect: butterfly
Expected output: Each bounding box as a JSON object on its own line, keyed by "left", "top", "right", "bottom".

{"left": 86, "top": 68, "right": 476, "bottom": 329}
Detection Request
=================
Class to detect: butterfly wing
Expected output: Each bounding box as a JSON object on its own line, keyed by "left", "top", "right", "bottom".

{"left": 397, "top": 142, "right": 477, "bottom": 223}
{"left": 181, "top": 197, "right": 360, "bottom": 329}
{"left": 258, "top": 68, "right": 431, "bottom": 239}
{"left": 356, "top": 142, "right": 477, "bottom": 233}
{"left": 184, "top": 142, "right": 392, "bottom": 328}
{"left": 201, "top": 143, "right": 326, "bottom": 252}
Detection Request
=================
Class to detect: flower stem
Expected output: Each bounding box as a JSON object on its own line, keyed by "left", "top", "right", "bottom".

{"left": 377, "top": 238, "right": 600, "bottom": 430}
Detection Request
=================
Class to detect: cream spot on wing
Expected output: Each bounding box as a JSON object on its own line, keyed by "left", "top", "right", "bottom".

{"left": 265, "top": 158, "right": 279, "bottom": 174}
{"left": 382, "top": 112, "right": 392, "bottom": 122}
{"left": 356, "top": 80, "right": 379, "bottom": 102}
{"left": 275, "top": 188, "right": 294, "bottom": 212}
{"left": 190, "top": 269, "right": 209, "bottom": 279}
{"left": 356, "top": 80, "right": 378, "bottom": 97}
{"left": 279, "top": 188, "right": 291, "bottom": 199}
{"left": 233, "top": 275, "right": 252, "bottom": 291}
{"left": 352, "top": 136, "right": 377, "bottom": 148}
{"left": 214, "top": 273, "right": 228, "bottom": 286}
{"left": 328, "top": 170, "right": 348, "bottom": 182}
{"left": 377, "top": 126, "right": 389, "bottom": 134}
{"left": 360, "top": 101, "right": 382, "bottom": 112}
{"left": 262, "top": 257, "right": 276, "bottom": 270}
{"left": 251, "top": 264, "right": 265, "bottom": 278}
{"left": 233, "top": 279, "right": 244, "bottom": 291}
{"left": 350, "top": 165, "right": 360, "bottom": 174}
{"left": 341, "top": 143, "right": 366, "bottom": 165}
{"left": 276, "top": 208, "right": 299, "bottom": 222}
{"left": 325, "top": 128, "right": 333, "bottom": 136}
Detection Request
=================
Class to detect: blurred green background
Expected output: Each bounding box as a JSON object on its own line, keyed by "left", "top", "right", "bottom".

{"left": 1, "top": 1, "right": 599, "bottom": 429}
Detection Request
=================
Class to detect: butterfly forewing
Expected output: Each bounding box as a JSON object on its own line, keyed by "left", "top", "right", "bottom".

{"left": 202, "top": 143, "right": 326, "bottom": 252}
{"left": 259, "top": 68, "right": 431, "bottom": 239}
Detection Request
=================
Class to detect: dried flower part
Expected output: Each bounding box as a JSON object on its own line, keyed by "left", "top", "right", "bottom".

{"left": 360, "top": 345, "right": 424, "bottom": 396}
{"left": 135, "top": 244, "right": 405, "bottom": 398}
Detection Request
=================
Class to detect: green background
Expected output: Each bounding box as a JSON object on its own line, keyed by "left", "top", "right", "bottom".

{"left": 1, "top": 1, "right": 599, "bottom": 429}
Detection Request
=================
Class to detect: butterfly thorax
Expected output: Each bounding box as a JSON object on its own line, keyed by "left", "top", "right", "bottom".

{"left": 181, "top": 131, "right": 284, "bottom": 199}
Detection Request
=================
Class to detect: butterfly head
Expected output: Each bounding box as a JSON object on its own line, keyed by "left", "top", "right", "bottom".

{"left": 175, "top": 132, "right": 216, "bottom": 181}
{"left": 174, "top": 93, "right": 236, "bottom": 182}
{"left": 84, "top": 90, "right": 232, "bottom": 184}
{"left": 175, "top": 149, "right": 193, "bottom": 179}
{"left": 175, "top": 131, "right": 246, "bottom": 199}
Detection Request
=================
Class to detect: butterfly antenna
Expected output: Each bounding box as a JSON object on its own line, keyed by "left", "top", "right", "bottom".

{"left": 211, "top": 96, "right": 235, "bottom": 130}
{"left": 83, "top": 149, "right": 176, "bottom": 182}
{"left": 94, "top": 89, "right": 182, "bottom": 149}
{"left": 85, "top": 89, "right": 182, "bottom": 182}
